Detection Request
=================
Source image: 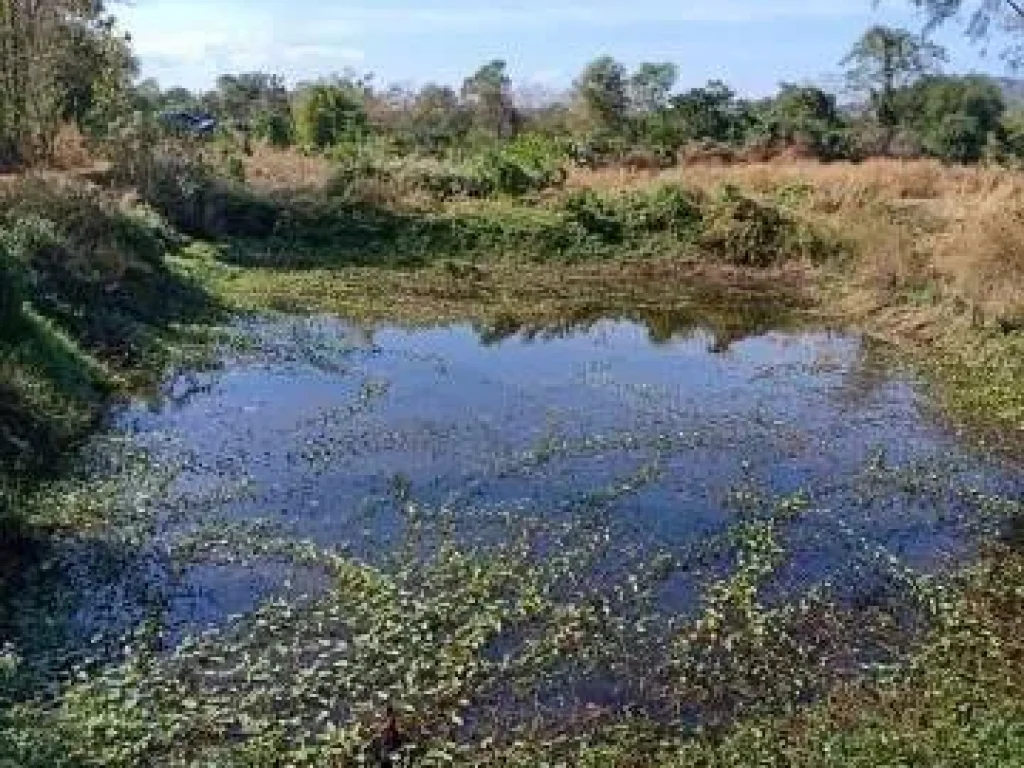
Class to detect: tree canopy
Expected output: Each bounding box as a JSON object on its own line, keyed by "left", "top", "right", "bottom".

{"left": 843, "top": 25, "right": 948, "bottom": 126}
{"left": 905, "top": 0, "right": 1024, "bottom": 63}
{"left": 0, "top": 0, "right": 134, "bottom": 166}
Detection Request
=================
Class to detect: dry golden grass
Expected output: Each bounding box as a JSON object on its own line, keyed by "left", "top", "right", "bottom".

{"left": 934, "top": 184, "right": 1024, "bottom": 321}
{"left": 569, "top": 159, "right": 1020, "bottom": 202}
{"left": 571, "top": 159, "right": 1024, "bottom": 323}
{"left": 48, "top": 124, "right": 94, "bottom": 171}
{"left": 224, "top": 148, "right": 1024, "bottom": 323}
{"left": 243, "top": 146, "right": 336, "bottom": 192}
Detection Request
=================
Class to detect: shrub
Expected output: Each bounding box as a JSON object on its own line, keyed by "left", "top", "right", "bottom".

{"left": 0, "top": 179, "right": 213, "bottom": 360}
{"left": 700, "top": 185, "right": 835, "bottom": 266}
{"left": 326, "top": 145, "right": 568, "bottom": 204}
{"left": 252, "top": 110, "right": 294, "bottom": 148}
{"left": 128, "top": 150, "right": 277, "bottom": 238}
{"left": 0, "top": 241, "right": 27, "bottom": 334}
{"left": 560, "top": 185, "right": 703, "bottom": 245}
{"left": 621, "top": 184, "right": 703, "bottom": 235}
{"left": 561, "top": 189, "right": 627, "bottom": 243}
{"left": 294, "top": 84, "right": 368, "bottom": 151}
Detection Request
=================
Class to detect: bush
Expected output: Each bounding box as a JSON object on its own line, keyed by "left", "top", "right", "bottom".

{"left": 128, "top": 150, "right": 277, "bottom": 238}
{"left": 561, "top": 189, "right": 627, "bottom": 242}
{"left": 326, "top": 144, "right": 568, "bottom": 204}
{"left": 0, "top": 242, "right": 27, "bottom": 334}
{"left": 561, "top": 185, "right": 703, "bottom": 245}
{"left": 252, "top": 110, "right": 294, "bottom": 148}
{"left": 294, "top": 84, "right": 367, "bottom": 151}
{"left": 621, "top": 184, "right": 703, "bottom": 235}
{"left": 0, "top": 179, "right": 213, "bottom": 360}
{"left": 700, "top": 185, "right": 835, "bottom": 266}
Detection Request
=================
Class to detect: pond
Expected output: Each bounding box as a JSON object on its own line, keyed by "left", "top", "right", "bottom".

{"left": 113, "top": 312, "right": 1019, "bottom": 636}
{"left": 6, "top": 307, "right": 1023, "bottom": 758}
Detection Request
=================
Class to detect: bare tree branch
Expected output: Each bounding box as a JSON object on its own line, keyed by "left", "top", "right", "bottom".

{"left": 1006, "top": 0, "right": 1024, "bottom": 19}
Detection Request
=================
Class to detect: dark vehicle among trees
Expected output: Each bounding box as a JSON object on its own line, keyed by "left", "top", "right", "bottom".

{"left": 158, "top": 111, "right": 218, "bottom": 137}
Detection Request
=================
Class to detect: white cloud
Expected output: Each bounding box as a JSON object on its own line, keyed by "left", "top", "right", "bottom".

{"left": 121, "top": 1, "right": 366, "bottom": 86}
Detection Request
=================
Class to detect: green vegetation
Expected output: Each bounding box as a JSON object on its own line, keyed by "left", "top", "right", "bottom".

{"left": 1, "top": 3, "right": 1024, "bottom": 766}
{"left": 114, "top": 16, "right": 1024, "bottom": 168}
{"left": 0, "top": 180, "right": 217, "bottom": 530}
{"left": 0, "top": 0, "right": 133, "bottom": 168}
{"left": 0, "top": 439, "right": 1019, "bottom": 766}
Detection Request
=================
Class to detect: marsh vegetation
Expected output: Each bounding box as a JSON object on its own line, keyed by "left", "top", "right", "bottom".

{"left": 2, "top": 1, "right": 1024, "bottom": 765}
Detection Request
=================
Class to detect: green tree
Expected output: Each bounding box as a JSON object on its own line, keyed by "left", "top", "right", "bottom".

{"left": 574, "top": 56, "right": 630, "bottom": 135}
{"left": 55, "top": 12, "right": 136, "bottom": 137}
{"left": 758, "top": 84, "right": 847, "bottom": 157}
{"left": 0, "top": 0, "right": 132, "bottom": 166}
{"left": 211, "top": 72, "right": 289, "bottom": 124}
{"left": 842, "top": 26, "right": 947, "bottom": 129}
{"left": 251, "top": 109, "right": 293, "bottom": 148}
{"left": 629, "top": 62, "right": 679, "bottom": 114}
{"left": 668, "top": 81, "right": 744, "bottom": 143}
{"left": 162, "top": 87, "right": 202, "bottom": 112}
{"left": 897, "top": 75, "right": 1006, "bottom": 161}
{"left": 462, "top": 60, "right": 517, "bottom": 140}
{"left": 293, "top": 83, "right": 367, "bottom": 151}
{"left": 1001, "top": 105, "right": 1024, "bottom": 157}
{"left": 411, "top": 84, "right": 472, "bottom": 152}
{"left": 770, "top": 84, "right": 841, "bottom": 134}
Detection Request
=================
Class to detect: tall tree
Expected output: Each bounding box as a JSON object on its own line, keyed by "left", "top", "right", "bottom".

{"left": 411, "top": 84, "right": 472, "bottom": 151}
{"left": 629, "top": 62, "right": 679, "bottom": 114}
{"left": 907, "top": 0, "right": 1024, "bottom": 33}
{"left": 897, "top": 74, "right": 1006, "bottom": 161}
{"left": 668, "top": 80, "right": 742, "bottom": 143}
{"left": 574, "top": 56, "right": 629, "bottom": 134}
{"left": 462, "top": 60, "right": 517, "bottom": 139}
{"left": 212, "top": 72, "right": 289, "bottom": 124}
{"left": 0, "top": 0, "right": 131, "bottom": 165}
{"left": 843, "top": 26, "right": 947, "bottom": 128}
{"left": 758, "top": 83, "right": 844, "bottom": 153}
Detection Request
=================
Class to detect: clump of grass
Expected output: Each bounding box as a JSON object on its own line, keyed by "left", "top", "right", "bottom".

{"left": 699, "top": 185, "right": 838, "bottom": 267}
{"left": 934, "top": 184, "right": 1024, "bottom": 327}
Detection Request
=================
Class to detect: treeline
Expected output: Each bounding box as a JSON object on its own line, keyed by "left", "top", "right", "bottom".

{"left": 3, "top": 10, "right": 1021, "bottom": 172}
{"left": 0, "top": 0, "right": 134, "bottom": 169}
{"left": 131, "top": 25, "right": 1024, "bottom": 167}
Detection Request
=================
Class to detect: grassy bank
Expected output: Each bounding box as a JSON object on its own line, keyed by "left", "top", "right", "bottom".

{"left": 0, "top": 178, "right": 219, "bottom": 537}
{"left": 1, "top": 153, "right": 1023, "bottom": 766}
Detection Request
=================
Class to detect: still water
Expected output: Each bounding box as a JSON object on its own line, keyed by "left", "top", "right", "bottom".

{"left": 113, "top": 313, "right": 1019, "bottom": 632}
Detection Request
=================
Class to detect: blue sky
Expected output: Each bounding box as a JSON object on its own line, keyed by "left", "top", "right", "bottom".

{"left": 119, "top": 0, "right": 1010, "bottom": 96}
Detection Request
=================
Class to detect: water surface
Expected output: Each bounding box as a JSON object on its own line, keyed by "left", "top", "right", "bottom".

{"left": 112, "top": 313, "right": 1019, "bottom": 632}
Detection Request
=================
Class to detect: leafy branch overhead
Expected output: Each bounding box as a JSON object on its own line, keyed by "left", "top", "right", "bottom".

{"left": 901, "top": 0, "right": 1024, "bottom": 63}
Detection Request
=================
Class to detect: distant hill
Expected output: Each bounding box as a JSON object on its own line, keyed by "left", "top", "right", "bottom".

{"left": 995, "top": 77, "right": 1024, "bottom": 105}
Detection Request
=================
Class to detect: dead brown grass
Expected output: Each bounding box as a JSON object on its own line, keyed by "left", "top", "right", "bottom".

{"left": 47, "top": 124, "right": 94, "bottom": 171}
{"left": 934, "top": 184, "right": 1024, "bottom": 322}
{"left": 569, "top": 159, "right": 1024, "bottom": 324}
{"left": 243, "top": 146, "right": 336, "bottom": 192}
{"left": 569, "top": 159, "right": 1020, "bottom": 202}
